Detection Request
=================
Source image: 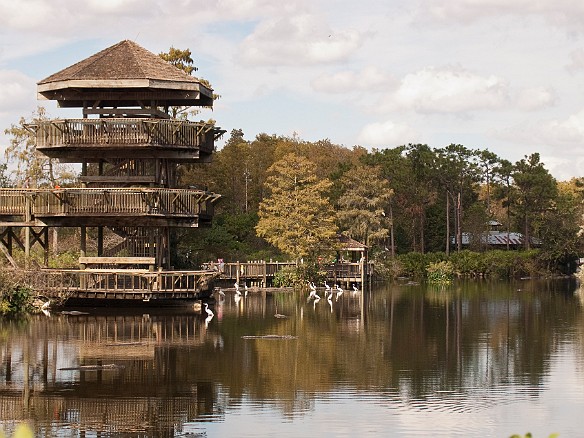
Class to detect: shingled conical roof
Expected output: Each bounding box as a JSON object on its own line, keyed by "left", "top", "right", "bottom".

{"left": 37, "top": 40, "right": 213, "bottom": 109}
{"left": 39, "top": 40, "right": 200, "bottom": 84}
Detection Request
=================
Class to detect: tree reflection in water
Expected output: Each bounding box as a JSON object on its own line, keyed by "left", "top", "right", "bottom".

{"left": 0, "top": 278, "right": 582, "bottom": 436}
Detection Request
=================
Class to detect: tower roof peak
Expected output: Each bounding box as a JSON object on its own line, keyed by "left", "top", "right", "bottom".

{"left": 37, "top": 40, "right": 213, "bottom": 109}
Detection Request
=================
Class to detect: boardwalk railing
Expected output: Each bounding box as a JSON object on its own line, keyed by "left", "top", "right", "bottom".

{"left": 34, "top": 269, "right": 216, "bottom": 300}
{"left": 212, "top": 261, "right": 370, "bottom": 287}
{"left": 0, "top": 188, "right": 219, "bottom": 221}
{"left": 33, "top": 118, "right": 223, "bottom": 154}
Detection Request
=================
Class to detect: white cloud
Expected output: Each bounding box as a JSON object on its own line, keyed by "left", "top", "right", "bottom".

{"left": 357, "top": 120, "right": 420, "bottom": 147}
{"left": 566, "top": 48, "right": 584, "bottom": 73}
{"left": 423, "top": 0, "right": 584, "bottom": 28}
{"left": 515, "top": 87, "right": 556, "bottom": 111}
{"left": 544, "top": 109, "right": 584, "bottom": 144}
{"left": 0, "top": 70, "right": 36, "bottom": 116}
{"left": 383, "top": 66, "right": 509, "bottom": 114}
{"left": 238, "top": 13, "right": 364, "bottom": 66}
{"left": 0, "top": 0, "right": 55, "bottom": 29}
{"left": 311, "top": 66, "right": 395, "bottom": 94}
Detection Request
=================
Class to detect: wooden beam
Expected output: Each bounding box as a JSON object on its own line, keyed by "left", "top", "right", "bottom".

{"left": 79, "top": 256, "right": 156, "bottom": 265}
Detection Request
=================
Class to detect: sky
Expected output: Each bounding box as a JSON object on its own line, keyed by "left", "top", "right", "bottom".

{"left": 1, "top": 0, "right": 584, "bottom": 180}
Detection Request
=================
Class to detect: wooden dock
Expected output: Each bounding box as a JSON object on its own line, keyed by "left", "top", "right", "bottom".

{"left": 31, "top": 268, "right": 219, "bottom": 302}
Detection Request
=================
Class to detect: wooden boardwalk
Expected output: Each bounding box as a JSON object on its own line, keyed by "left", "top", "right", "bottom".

{"left": 32, "top": 268, "right": 219, "bottom": 302}
{"left": 25, "top": 260, "right": 369, "bottom": 303}
{"left": 212, "top": 261, "right": 370, "bottom": 288}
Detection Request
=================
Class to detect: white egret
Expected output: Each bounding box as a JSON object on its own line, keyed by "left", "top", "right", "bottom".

{"left": 204, "top": 303, "right": 214, "bottom": 318}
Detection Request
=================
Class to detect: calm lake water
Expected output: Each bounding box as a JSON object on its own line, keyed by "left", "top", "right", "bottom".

{"left": 1, "top": 278, "right": 584, "bottom": 437}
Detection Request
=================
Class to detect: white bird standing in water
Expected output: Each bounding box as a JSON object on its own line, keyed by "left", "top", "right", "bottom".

{"left": 324, "top": 281, "right": 331, "bottom": 296}
{"left": 244, "top": 283, "right": 249, "bottom": 297}
{"left": 204, "top": 303, "right": 214, "bottom": 328}
{"left": 352, "top": 284, "right": 360, "bottom": 294}
{"left": 335, "top": 284, "right": 343, "bottom": 301}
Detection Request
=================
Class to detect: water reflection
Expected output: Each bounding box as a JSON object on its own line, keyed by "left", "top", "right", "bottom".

{"left": 0, "top": 278, "right": 583, "bottom": 436}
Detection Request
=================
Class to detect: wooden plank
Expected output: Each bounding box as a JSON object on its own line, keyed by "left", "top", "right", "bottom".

{"left": 79, "top": 256, "right": 155, "bottom": 265}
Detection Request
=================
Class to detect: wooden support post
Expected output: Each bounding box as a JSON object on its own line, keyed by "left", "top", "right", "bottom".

{"left": 236, "top": 261, "right": 240, "bottom": 285}
{"left": 81, "top": 162, "right": 87, "bottom": 188}
{"left": 24, "top": 196, "right": 31, "bottom": 268}
{"left": 97, "top": 226, "right": 103, "bottom": 256}
{"left": 262, "top": 260, "right": 267, "bottom": 287}
{"left": 43, "top": 227, "right": 49, "bottom": 267}
{"left": 166, "top": 227, "right": 171, "bottom": 270}
{"left": 360, "top": 256, "right": 365, "bottom": 289}
{"left": 80, "top": 226, "right": 87, "bottom": 269}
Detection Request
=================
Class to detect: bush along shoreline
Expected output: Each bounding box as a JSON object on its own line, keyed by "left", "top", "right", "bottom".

{"left": 0, "top": 269, "right": 53, "bottom": 315}
{"left": 374, "top": 249, "right": 572, "bottom": 282}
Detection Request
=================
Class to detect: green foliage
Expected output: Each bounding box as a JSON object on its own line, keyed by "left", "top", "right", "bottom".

{"left": 426, "top": 261, "right": 454, "bottom": 284}
{"left": 449, "top": 250, "right": 485, "bottom": 276}
{"left": 272, "top": 266, "right": 298, "bottom": 287}
{"left": 0, "top": 270, "right": 33, "bottom": 314}
{"left": 337, "top": 164, "right": 393, "bottom": 247}
{"left": 159, "top": 47, "right": 197, "bottom": 75}
{"left": 0, "top": 163, "right": 13, "bottom": 188}
{"left": 272, "top": 263, "right": 325, "bottom": 288}
{"left": 158, "top": 47, "right": 219, "bottom": 118}
{"left": 385, "top": 249, "right": 549, "bottom": 280}
{"left": 397, "top": 252, "right": 430, "bottom": 278}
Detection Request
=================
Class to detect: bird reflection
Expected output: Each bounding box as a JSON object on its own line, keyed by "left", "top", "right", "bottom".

{"left": 327, "top": 293, "right": 333, "bottom": 313}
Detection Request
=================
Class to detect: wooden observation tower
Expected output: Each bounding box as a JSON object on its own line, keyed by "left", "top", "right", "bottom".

{"left": 0, "top": 40, "right": 224, "bottom": 303}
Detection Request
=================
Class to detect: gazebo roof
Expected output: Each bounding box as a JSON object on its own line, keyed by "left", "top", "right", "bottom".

{"left": 37, "top": 40, "right": 213, "bottom": 108}
{"left": 339, "top": 234, "right": 367, "bottom": 252}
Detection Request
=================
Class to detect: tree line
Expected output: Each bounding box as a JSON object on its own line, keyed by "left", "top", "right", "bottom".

{"left": 3, "top": 45, "right": 583, "bottom": 277}
{"left": 176, "top": 129, "right": 584, "bottom": 274}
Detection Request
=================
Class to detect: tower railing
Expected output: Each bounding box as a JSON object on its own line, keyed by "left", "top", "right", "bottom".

{"left": 0, "top": 188, "right": 219, "bottom": 219}
{"left": 33, "top": 119, "right": 223, "bottom": 154}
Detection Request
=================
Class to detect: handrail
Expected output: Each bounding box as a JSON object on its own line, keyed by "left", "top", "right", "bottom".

{"left": 0, "top": 188, "right": 220, "bottom": 217}
{"left": 33, "top": 118, "right": 222, "bottom": 154}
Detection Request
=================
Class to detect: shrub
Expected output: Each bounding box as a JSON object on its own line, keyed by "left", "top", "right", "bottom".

{"left": 397, "top": 252, "right": 429, "bottom": 279}
{"left": 0, "top": 270, "right": 33, "bottom": 314}
{"left": 426, "top": 261, "right": 454, "bottom": 284}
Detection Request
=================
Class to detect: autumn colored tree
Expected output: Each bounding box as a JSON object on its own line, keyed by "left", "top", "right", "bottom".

{"left": 256, "top": 153, "right": 337, "bottom": 261}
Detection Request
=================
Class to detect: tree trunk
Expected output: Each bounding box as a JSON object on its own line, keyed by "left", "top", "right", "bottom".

{"left": 456, "top": 192, "right": 462, "bottom": 252}
{"left": 446, "top": 192, "right": 450, "bottom": 256}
